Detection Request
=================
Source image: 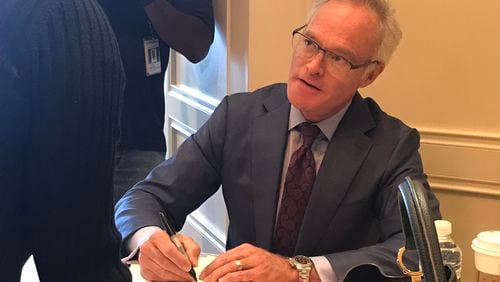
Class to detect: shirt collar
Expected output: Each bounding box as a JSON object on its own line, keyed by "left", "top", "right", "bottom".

{"left": 288, "top": 99, "right": 352, "bottom": 141}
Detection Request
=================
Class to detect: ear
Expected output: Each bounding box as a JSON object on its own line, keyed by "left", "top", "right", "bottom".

{"left": 358, "top": 62, "right": 385, "bottom": 88}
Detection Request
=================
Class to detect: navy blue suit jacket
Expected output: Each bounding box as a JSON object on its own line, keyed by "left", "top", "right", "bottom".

{"left": 115, "top": 83, "right": 440, "bottom": 279}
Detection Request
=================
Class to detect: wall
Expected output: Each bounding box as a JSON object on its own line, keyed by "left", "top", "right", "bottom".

{"left": 366, "top": 2, "right": 500, "bottom": 281}
{"left": 247, "top": 0, "right": 310, "bottom": 90}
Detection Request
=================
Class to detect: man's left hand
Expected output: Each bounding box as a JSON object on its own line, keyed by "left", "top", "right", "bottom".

{"left": 199, "top": 243, "right": 296, "bottom": 282}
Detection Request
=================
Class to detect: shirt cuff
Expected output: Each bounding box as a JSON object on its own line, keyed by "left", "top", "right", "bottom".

{"left": 310, "top": 256, "right": 339, "bottom": 282}
{"left": 121, "top": 226, "right": 163, "bottom": 264}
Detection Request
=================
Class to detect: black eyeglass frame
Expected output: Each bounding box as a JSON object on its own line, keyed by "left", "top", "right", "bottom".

{"left": 292, "top": 25, "right": 380, "bottom": 70}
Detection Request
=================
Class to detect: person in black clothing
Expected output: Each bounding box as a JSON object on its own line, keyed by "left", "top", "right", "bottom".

{"left": 0, "top": 0, "right": 130, "bottom": 281}
{"left": 97, "top": 0, "right": 215, "bottom": 204}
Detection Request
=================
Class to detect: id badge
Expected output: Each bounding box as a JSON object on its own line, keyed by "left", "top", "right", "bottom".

{"left": 143, "top": 37, "right": 161, "bottom": 76}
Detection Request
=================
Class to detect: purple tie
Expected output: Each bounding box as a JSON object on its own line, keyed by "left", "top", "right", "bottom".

{"left": 272, "top": 122, "right": 321, "bottom": 256}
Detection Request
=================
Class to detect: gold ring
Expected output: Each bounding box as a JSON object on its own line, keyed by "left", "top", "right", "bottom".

{"left": 234, "top": 259, "right": 243, "bottom": 271}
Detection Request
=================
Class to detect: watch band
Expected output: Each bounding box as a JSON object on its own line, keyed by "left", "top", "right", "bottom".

{"left": 298, "top": 270, "right": 310, "bottom": 282}
{"left": 289, "top": 255, "right": 312, "bottom": 282}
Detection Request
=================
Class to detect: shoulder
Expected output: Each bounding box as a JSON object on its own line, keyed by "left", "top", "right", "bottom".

{"left": 225, "top": 83, "right": 287, "bottom": 107}
{"left": 211, "top": 83, "right": 288, "bottom": 124}
{"left": 359, "top": 96, "right": 418, "bottom": 143}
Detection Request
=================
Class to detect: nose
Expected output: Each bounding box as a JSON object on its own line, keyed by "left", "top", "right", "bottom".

{"left": 305, "top": 51, "right": 325, "bottom": 76}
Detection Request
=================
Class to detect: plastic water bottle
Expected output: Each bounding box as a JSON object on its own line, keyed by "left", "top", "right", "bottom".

{"left": 434, "top": 220, "right": 462, "bottom": 280}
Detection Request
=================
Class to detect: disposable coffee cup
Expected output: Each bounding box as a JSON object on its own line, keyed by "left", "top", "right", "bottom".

{"left": 471, "top": 230, "right": 500, "bottom": 281}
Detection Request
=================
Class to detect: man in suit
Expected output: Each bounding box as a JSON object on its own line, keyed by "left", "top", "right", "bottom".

{"left": 115, "top": 0, "right": 441, "bottom": 281}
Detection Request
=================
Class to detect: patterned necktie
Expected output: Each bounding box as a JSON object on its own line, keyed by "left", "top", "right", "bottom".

{"left": 272, "top": 122, "right": 321, "bottom": 256}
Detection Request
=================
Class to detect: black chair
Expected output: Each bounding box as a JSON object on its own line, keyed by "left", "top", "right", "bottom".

{"left": 344, "top": 177, "right": 457, "bottom": 282}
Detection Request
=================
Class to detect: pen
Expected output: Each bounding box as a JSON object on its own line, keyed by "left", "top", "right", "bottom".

{"left": 159, "top": 212, "right": 197, "bottom": 281}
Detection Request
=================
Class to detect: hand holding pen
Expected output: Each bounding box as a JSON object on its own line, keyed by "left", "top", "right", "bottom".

{"left": 159, "top": 212, "right": 198, "bottom": 281}
{"left": 137, "top": 212, "right": 201, "bottom": 281}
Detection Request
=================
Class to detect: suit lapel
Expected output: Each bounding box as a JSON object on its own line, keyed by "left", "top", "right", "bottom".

{"left": 251, "top": 87, "right": 290, "bottom": 250}
{"left": 295, "top": 93, "right": 376, "bottom": 254}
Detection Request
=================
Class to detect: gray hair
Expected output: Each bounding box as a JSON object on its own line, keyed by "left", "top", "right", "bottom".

{"left": 308, "top": 0, "right": 402, "bottom": 63}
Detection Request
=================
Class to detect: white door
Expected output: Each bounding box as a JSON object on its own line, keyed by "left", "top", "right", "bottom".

{"left": 164, "top": 0, "right": 249, "bottom": 254}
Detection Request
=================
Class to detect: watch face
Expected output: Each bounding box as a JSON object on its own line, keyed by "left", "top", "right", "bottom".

{"left": 294, "top": 255, "right": 312, "bottom": 266}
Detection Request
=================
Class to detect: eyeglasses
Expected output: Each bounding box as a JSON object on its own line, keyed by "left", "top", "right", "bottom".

{"left": 292, "top": 25, "right": 379, "bottom": 74}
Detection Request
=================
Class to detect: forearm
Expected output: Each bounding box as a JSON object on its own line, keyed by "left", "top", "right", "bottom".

{"left": 325, "top": 233, "right": 412, "bottom": 280}
{"left": 143, "top": 0, "right": 214, "bottom": 63}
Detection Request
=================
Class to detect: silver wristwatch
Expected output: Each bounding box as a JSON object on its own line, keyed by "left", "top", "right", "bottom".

{"left": 289, "top": 255, "right": 313, "bottom": 282}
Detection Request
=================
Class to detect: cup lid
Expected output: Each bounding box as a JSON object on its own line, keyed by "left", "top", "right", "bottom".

{"left": 471, "top": 230, "right": 500, "bottom": 257}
